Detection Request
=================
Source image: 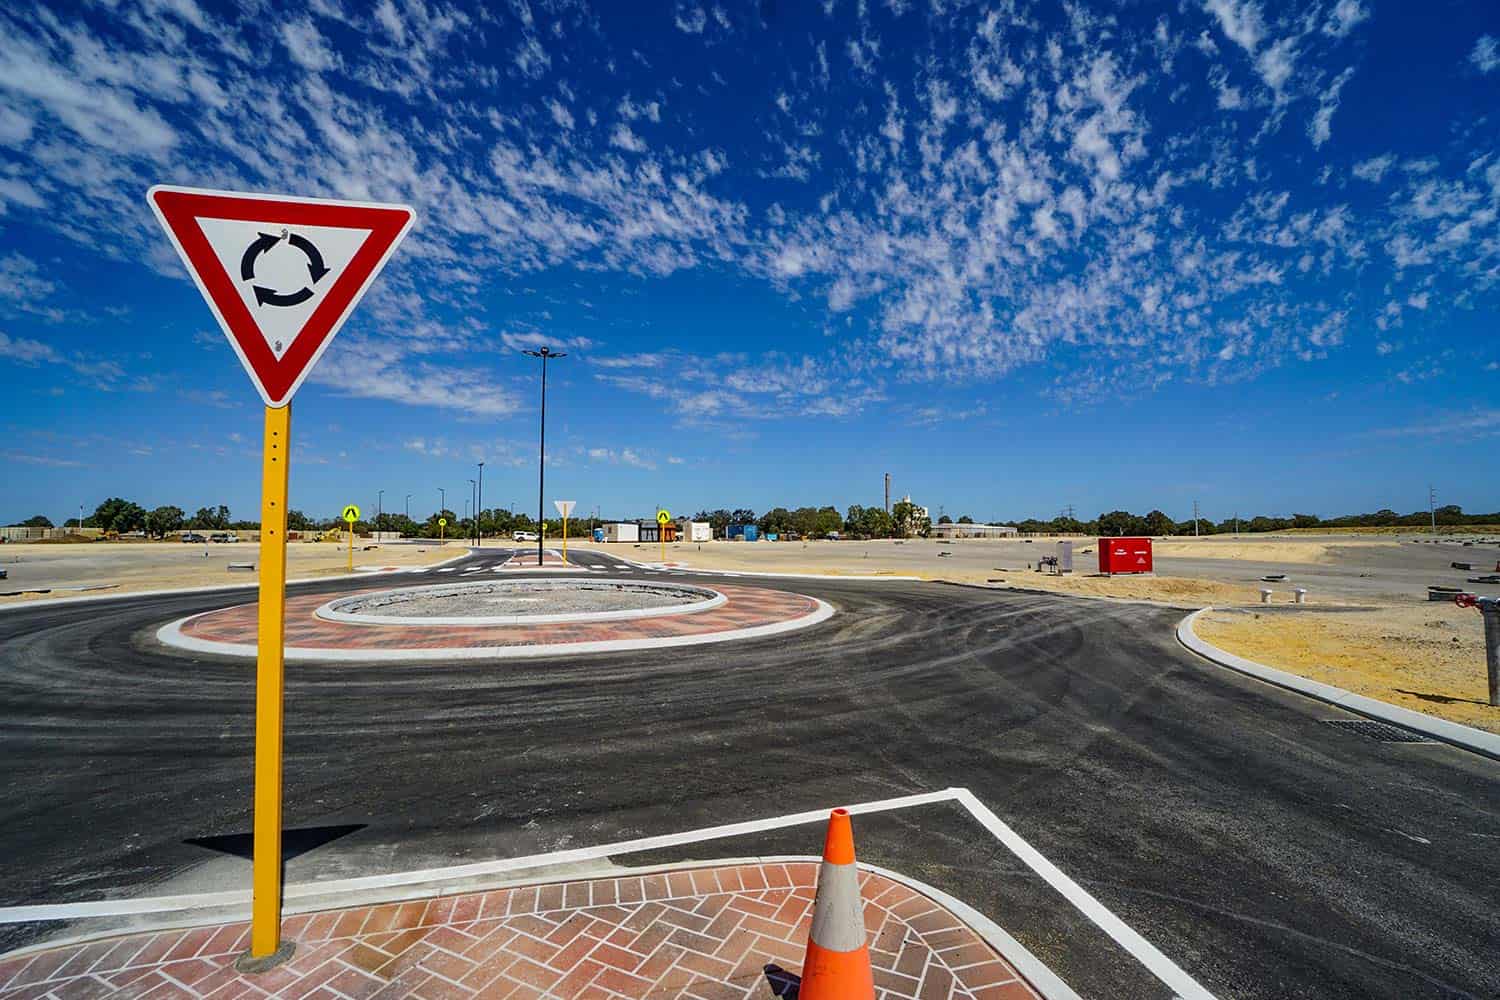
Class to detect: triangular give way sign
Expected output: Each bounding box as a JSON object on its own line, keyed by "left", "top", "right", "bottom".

{"left": 148, "top": 186, "right": 415, "bottom": 407}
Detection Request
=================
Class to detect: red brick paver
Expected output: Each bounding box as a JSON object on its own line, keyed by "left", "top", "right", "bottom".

{"left": 176, "top": 583, "right": 822, "bottom": 653}
{"left": 0, "top": 865, "right": 1041, "bottom": 999}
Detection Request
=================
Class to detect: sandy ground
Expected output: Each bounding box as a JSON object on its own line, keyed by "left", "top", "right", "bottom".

{"left": 0, "top": 540, "right": 460, "bottom": 604}
{"left": 1196, "top": 605, "right": 1499, "bottom": 735}
{"left": 574, "top": 534, "right": 1500, "bottom": 733}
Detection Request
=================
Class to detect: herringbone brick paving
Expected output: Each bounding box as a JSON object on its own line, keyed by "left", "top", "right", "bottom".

{"left": 0, "top": 864, "right": 1040, "bottom": 999}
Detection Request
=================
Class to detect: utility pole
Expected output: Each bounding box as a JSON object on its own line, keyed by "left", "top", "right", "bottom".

{"left": 377, "top": 490, "right": 384, "bottom": 526}
{"left": 439, "top": 487, "right": 445, "bottom": 518}
{"left": 1193, "top": 500, "right": 1200, "bottom": 538}
{"left": 884, "top": 473, "right": 891, "bottom": 515}
{"left": 477, "top": 462, "right": 485, "bottom": 547}
{"left": 404, "top": 493, "right": 411, "bottom": 522}
{"left": 523, "top": 347, "right": 567, "bottom": 566}
{"left": 468, "top": 479, "right": 477, "bottom": 544}
{"left": 1429, "top": 485, "right": 1437, "bottom": 534}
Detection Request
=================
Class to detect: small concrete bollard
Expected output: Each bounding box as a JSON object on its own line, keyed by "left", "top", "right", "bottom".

{"left": 1260, "top": 588, "right": 1273, "bottom": 604}
{"left": 1293, "top": 587, "right": 1307, "bottom": 604}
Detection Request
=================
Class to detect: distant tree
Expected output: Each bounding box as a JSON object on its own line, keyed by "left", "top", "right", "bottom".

{"left": 1144, "top": 510, "right": 1174, "bottom": 536}
{"left": 144, "top": 505, "right": 185, "bottom": 539}
{"left": 286, "top": 510, "right": 313, "bottom": 531}
{"left": 814, "top": 505, "right": 843, "bottom": 536}
{"left": 937, "top": 514, "right": 953, "bottom": 524}
{"left": 758, "top": 507, "right": 794, "bottom": 535}
{"left": 13, "top": 514, "right": 53, "bottom": 528}
{"left": 891, "top": 500, "right": 931, "bottom": 538}
{"left": 957, "top": 515, "right": 974, "bottom": 524}
{"left": 730, "top": 508, "right": 757, "bottom": 526}
{"left": 694, "top": 509, "right": 733, "bottom": 538}
{"left": 1097, "top": 510, "right": 1147, "bottom": 537}
{"left": 1291, "top": 513, "right": 1320, "bottom": 529}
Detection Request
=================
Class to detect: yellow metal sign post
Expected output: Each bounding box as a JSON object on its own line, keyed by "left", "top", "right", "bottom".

{"left": 249, "top": 404, "right": 292, "bottom": 965}
{"left": 149, "top": 185, "right": 414, "bottom": 974}
{"left": 342, "top": 505, "right": 360, "bottom": 572}
{"left": 657, "top": 508, "right": 671, "bottom": 564}
{"left": 554, "top": 500, "right": 576, "bottom": 565}
{"left": 438, "top": 516, "right": 447, "bottom": 543}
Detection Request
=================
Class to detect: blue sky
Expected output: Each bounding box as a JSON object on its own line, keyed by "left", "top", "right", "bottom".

{"left": 1, "top": 0, "right": 1497, "bottom": 526}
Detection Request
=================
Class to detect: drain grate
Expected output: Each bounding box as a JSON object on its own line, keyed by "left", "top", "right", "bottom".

{"left": 1321, "top": 719, "right": 1434, "bottom": 744}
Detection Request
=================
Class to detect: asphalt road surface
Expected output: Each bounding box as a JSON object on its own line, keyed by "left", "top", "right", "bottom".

{"left": 1, "top": 547, "right": 1496, "bottom": 999}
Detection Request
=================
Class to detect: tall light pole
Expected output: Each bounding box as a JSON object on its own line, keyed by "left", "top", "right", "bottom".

{"left": 1429, "top": 485, "right": 1437, "bottom": 534}
{"left": 377, "top": 490, "right": 384, "bottom": 527}
{"left": 439, "top": 487, "right": 446, "bottom": 518}
{"left": 468, "top": 479, "right": 476, "bottom": 544}
{"left": 477, "top": 461, "right": 485, "bottom": 547}
{"left": 405, "top": 493, "right": 412, "bottom": 522}
{"left": 523, "top": 347, "right": 567, "bottom": 565}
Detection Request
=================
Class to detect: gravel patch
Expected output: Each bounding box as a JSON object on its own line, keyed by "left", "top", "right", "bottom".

{"left": 335, "top": 580, "right": 708, "bottom": 619}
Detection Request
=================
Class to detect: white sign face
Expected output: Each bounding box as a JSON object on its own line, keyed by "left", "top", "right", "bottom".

{"left": 554, "top": 500, "right": 577, "bottom": 518}
{"left": 195, "top": 218, "right": 372, "bottom": 360}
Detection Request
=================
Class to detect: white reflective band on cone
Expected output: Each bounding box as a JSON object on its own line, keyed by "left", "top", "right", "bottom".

{"left": 810, "top": 861, "right": 866, "bottom": 952}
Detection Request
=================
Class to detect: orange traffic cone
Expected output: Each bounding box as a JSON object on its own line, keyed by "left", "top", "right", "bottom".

{"left": 799, "top": 808, "right": 875, "bottom": 1000}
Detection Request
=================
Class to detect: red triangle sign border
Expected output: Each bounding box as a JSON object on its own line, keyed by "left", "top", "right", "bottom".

{"left": 148, "top": 185, "right": 415, "bottom": 408}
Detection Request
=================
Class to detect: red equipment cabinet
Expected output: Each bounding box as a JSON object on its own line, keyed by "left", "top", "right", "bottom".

{"left": 1099, "top": 536, "right": 1153, "bottom": 574}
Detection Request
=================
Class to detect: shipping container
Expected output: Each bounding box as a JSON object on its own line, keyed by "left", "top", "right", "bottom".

{"left": 602, "top": 522, "right": 639, "bottom": 543}
{"left": 1098, "top": 536, "right": 1152, "bottom": 574}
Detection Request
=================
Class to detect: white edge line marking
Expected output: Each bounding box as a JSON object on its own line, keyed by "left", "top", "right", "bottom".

{"left": 155, "top": 596, "right": 836, "bottom": 661}
{"left": 1177, "top": 608, "right": 1500, "bottom": 760}
{"left": 949, "top": 788, "right": 1216, "bottom": 1000}
{"left": 859, "top": 861, "right": 1082, "bottom": 1000}
{"left": 0, "top": 789, "right": 955, "bottom": 922}
{"left": 0, "top": 551, "right": 472, "bottom": 613}
{"left": 313, "top": 580, "right": 727, "bottom": 627}
{"left": 0, "top": 787, "right": 1214, "bottom": 1000}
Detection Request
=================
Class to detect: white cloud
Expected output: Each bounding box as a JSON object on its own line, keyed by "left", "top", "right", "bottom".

{"left": 279, "top": 19, "right": 340, "bottom": 72}
{"left": 674, "top": 3, "right": 707, "bottom": 34}
{"left": 1352, "top": 154, "right": 1394, "bottom": 183}
{"left": 1203, "top": 0, "right": 1264, "bottom": 53}
{"left": 1322, "top": 0, "right": 1369, "bottom": 38}
{"left": 1473, "top": 36, "right": 1500, "bottom": 74}
{"left": 1307, "top": 67, "right": 1354, "bottom": 147}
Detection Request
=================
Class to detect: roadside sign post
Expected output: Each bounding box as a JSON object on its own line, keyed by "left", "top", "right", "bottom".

{"left": 554, "top": 500, "right": 576, "bottom": 564}
{"left": 438, "top": 516, "right": 447, "bottom": 543}
{"left": 657, "top": 509, "right": 671, "bottom": 564}
{"left": 342, "top": 505, "right": 360, "bottom": 572}
{"left": 149, "top": 186, "right": 412, "bottom": 969}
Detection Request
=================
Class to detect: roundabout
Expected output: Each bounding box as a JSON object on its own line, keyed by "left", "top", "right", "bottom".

{"left": 156, "top": 575, "right": 831, "bottom": 661}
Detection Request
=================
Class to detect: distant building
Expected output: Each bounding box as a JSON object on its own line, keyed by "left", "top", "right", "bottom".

{"left": 676, "top": 519, "right": 712, "bottom": 542}
{"left": 898, "top": 494, "right": 929, "bottom": 522}
{"left": 930, "top": 522, "right": 1019, "bottom": 539}
{"left": 601, "top": 522, "right": 639, "bottom": 543}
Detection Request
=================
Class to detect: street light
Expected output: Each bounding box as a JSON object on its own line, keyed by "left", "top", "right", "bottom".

{"left": 405, "top": 493, "right": 412, "bottom": 522}
{"left": 477, "top": 461, "right": 485, "bottom": 547}
{"left": 377, "top": 489, "right": 384, "bottom": 526}
{"left": 439, "top": 487, "right": 446, "bottom": 518}
{"left": 468, "top": 479, "right": 476, "bottom": 544}
{"left": 522, "top": 347, "right": 566, "bottom": 565}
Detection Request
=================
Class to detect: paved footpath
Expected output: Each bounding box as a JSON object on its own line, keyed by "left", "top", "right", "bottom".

{"left": 0, "top": 863, "right": 1042, "bottom": 999}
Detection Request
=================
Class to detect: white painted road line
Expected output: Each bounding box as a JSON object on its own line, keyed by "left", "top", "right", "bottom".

{"left": 949, "top": 788, "right": 1216, "bottom": 1000}
{"left": 0, "top": 786, "right": 1216, "bottom": 1000}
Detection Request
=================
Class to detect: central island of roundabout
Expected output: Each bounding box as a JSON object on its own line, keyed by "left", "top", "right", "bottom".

{"left": 157, "top": 577, "right": 833, "bottom": 661}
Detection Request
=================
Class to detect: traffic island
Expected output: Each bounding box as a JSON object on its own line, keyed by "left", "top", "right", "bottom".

{"left": 0, "top": 863, "right": 1045, "bottom": 999}
{"left": 157, "top": 580, "right": 834, "bottom": 661}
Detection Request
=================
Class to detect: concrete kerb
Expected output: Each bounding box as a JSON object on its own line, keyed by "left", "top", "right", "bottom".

{"left": 0, "top": 856, "right": 1078, "bottom": 1000}
{"left": 1177, "top": 607, "right": 1500, "bottom": 760}
{"left": 0, "top": 550, "right": 473, "bottom": 613}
